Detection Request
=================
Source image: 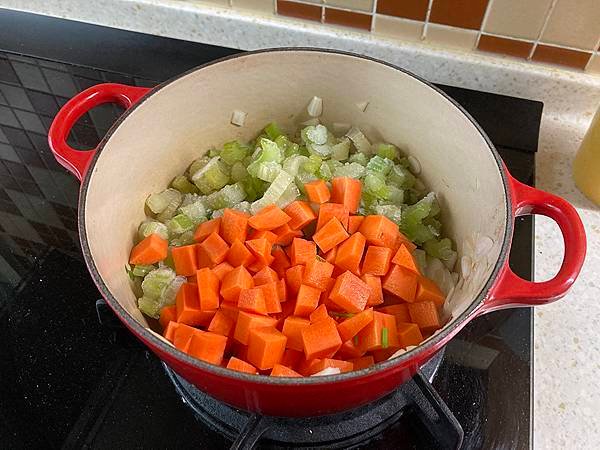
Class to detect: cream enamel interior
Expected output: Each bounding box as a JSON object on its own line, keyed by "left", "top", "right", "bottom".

{"left": 83, "top": 50, "right": 507, "bottom": 341}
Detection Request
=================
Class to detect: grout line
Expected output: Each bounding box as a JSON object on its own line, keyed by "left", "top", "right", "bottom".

{"left": 320, "top": 0, "right": 325, "bottom": 24}
{"left": 287, "top": 0, "right": 371, "bottom": 15}
{"left": 528, "top": 0, "right": 558, "bottom": 60}
{"left": 475, "top": 0, "right": 494, "bottom": 48}
{"left": 480, "top": 31, "right": 595, "bottom": 54}
{"left": 421, "top": 0, "right": 434, "bottom": 41}
{"left": 583, "top": 34, "right": 600, "bottom": 71}
{"left": 370, "top": 0, "right": 378, "bottom": 32}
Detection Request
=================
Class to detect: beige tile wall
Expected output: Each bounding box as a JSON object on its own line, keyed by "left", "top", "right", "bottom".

{"left": 195, "top": 0, "right": 600, "bottom": 73}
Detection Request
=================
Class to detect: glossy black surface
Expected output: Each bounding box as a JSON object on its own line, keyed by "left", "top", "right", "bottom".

{"left": 0, "top": 9, "right": 538, "bottom": 450}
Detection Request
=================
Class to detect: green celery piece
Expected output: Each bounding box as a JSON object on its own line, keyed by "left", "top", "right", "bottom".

{"left": 388, "top": 164, "right": 416, "bottom": 189}
{"left": 208, "top": 148, "right": 221, "bottom": 157}
{"left": 303, "top": 155, "right": 322, "bottom": 174}
{"left": 374, "top": 204, "right": 402, "bottom": 225}
{"left": 220, "top": 140, "right": 249, "bottom": 166}
{"left": 276, "top": 135, "right": 300, "bottom": 157}
{"left": 138, "top": 296, "right": 161, "bottom": 319}
{"left": 301, "top": 124, "right": 328, "bottom": 145}
{"left": 167, "top": 213, "right": 194, "bottom": 235}
{"left": 259, "top": 138, "right": 284, "bottom": 163}
{"left": 348, "top": 152, "right": 368, "bottom": 166}
{"left": 333, "top": 162, "right": 366, "bottom": 179}
{"left": 231, "top": 161, "right": 249, "bottom": 182}
{"left": 256, "top": 161, "right": 282, "bottom": 182}
{"left": 161, "top": 276, "right": 186, "bottom": 306}
{"left": 397, "top": 157, "right": 411, "bottom": 169}
{"left": 381, "top": 327, "right": 389, "bottom": 349}
{"left": 283, "top": 155, "right": 310, "bottom": 176}
{"left": 232, "top": 201, "right": 251, "bottom": 214}
{"left": 179, "top": 199, "right": 207, "bottom": 224}
{"left": 399, "top": 193, "right": 438, "bottom": 243}
{"left": 250, "top": 170, "right": 293, "bottom": 214}
{"left": 307, "top": 142, "right": 332, "bottom": 158}
{"left": 188, "top": 156, "right": 210, "bottom": 178}
{"left": 146, "top": 188, "right": 181, "bottom": 214}
{"left": 170, "top": 230, "right": 195, "bottom": 247}
{"left": 141, "top": 267, "right": 175, "bottom": 300}
{"left": 375, "top": 143, "right": 399, "bottom": 161}
{"left": 242, "top": 155, "right": 254, "bottom": 167}
{"left": 191, "top": 156, "right": 230, "bottom": 194}
{"left": 423, "top": 216, "right": 442, "bottom": 236}
{"left": 205, "top": 182, "right": 247, "bottom": 210}
{"left": 423, "top": 238, "right": 455, "bottom": 261}
{"left": 276, "top": 182, "right": 301, "bottom": 209}
{"left": 212, "top": 209, "right": 225, "bottom": 219}
{"left": 171, "top": 175, "right": 199, "bottom": 194}
{"left": 346, "top": 126, "right": 371, "bottom": 154}
{"left": 295, "top": 171, "right": 318, "bottom": 193}
{"left": 367, "top": 155, "right": 394, "bottom": 176}
{"left": 364, "top": 173, "right": 390, "bottom": 200}
{"left": 241, "top": 177, "right": 267, "bottom": 202}
{"left": 413, "top": 249, "right": 427, "bottom": 272}
{"left": 264, "top": 122, "right": 283, "bottom": 140}
{"left": 132, "top": 264, "right": 155, "bottom": 277}
{"left": 318, "top": 162, "right": 332, "bottom": 181}
{"left": 387, "top": 186, "right": 405, "bottom": 204}
{"left": 138, "top": 221, "right": 169, "bottom": 240}
{"left": 330, "top": 137, "right": 350, "bottom": 161}
{"left": 155, "top": 189, "right": 183, "bottom": 223}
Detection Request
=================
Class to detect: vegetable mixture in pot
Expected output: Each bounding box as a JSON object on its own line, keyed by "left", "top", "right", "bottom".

{"left": 127, "top": 114, "right": 458, "bottom": 377}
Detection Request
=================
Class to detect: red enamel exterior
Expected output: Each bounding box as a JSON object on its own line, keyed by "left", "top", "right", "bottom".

{"left": 48, "top": 77, "right": 586, "bottom": 417}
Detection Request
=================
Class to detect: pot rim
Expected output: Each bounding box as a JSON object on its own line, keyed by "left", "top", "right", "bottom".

{"left": 78, "top": 47, "right": 513, "bottom": 385}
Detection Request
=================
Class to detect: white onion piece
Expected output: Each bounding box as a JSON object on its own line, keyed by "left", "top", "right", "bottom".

{"left": 442, "top": 250, "right": 458, "bottom": 271}
{"left": 311, "top": 367, "right": 341, "bottom": 376}
{"left": 230, "top": 110, "right": 247, "bottom": 126}
{"left": 475, "top": 235, "right": 494, "bottom": 258}
{"left": 461, "top": 255, "right": 473, "bottom": 279}
{"left": 405, "top": 345, "right": 417, "bottom": 351}
{"left": 307, "top": 96, "right": 323, "bottom": 117}
{"left": 387, "top": 348, "right": 407, "bottom": 360}
{"left": 408, "top": 155, "right": 421, "bottom": 174}
{"left": 355, "top": 101, "right": 369, "bottom": 112}
{"left": 451, "top": 272, "right": 459, "bottom": 284}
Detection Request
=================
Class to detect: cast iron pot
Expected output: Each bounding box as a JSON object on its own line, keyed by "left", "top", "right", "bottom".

{"left": 48, "top": 49, "right": 586, "bottom": 417}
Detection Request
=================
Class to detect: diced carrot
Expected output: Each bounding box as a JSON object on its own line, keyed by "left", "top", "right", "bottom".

{"left": 309, "top": 304, "right": 329, "bottom": 323}
{"left": 282, "top": 316, "right": 311, "bottom": 351}
{"left": 371, "top": 348, "right": 399, "bottom": 362}
{"left": 359, "top": 311, "right": 399, "bottom": 353}
{"left": 392, "top": 244, "right": 420, "bottom": 274}
{"left": 324, "top": 247, "right": 337, "bottom": 264}
{"left": 408, "top": 301, "right": 442, "bottom": 331}
{"left": 208, "top": 309, "right": 236, "bottom": 337}
{"left": 416, "top": 276, "right": 445, "bottom": 307}
{"left": 313, "top": 217, "right": 349, "bottom": 253}
{"left": 316, "top": 203, "right": 349, "bottom": 231}
{"left": 276, "top": 279, "right": 287, "bottom": 303}
{"left": 194, "top": 217, "right": 221, "bottom": 242}
{"left": 197, "top": 232, "right": 229, "bottom": 268}
{"left": 382, "top": 264, "right": 418, "bottom": 302}
{"left": 186, "top": 330, "right": 227, "bottom": 365}
{"left": 294, "top": 284, "right": 321, "bottom": 317}
{"left": 335, "top": 339, "right": 365, "bottom": 359}
{"left": 284, "top": 200, "right": 317, "bottom": 230}
{"left": 271, "top": 364, "right": 302, "bottom": 377}
{"left": 321, "top": 278, "right": 343, "bottom": 312}
{"left": 158, "top": 305, "right": 177, "bottom": 330}
{"left": 233, "top": 311, "right": 278, "bottom": 345}
{"left": 212, "top": 261, "right": 234, "bottom": 281}
{"left": 129, "top": 234, "right": 168, "bottom": 265}
{"left": 274, "top": 298, "right": 296, "bottom": 327}
{"left": 250, "top": 230, "right": 278, "bottom": 245}
{"left": 349, "top": 355, "right": 374, "bottom": 370}
{"left": 257, "top": 281, "right": 282, "bottom": 314}
{"left": 238, "top": 287, "right": 268, "bottom": 315}
{"left": 301, "top": 317, "right": 343, "bottom": 360}
{"left": 273, "top": 223, "right": 303, "bottom": 246}
{"left": 253, "top": 266, "right": 279, "bottom": 286}
{"left": 172, "top": 323, "right": 198, "bottom": 350}
{"left": 335, "top": 232, "right": 366, "bottom": 275}
{"left": 171, "top": 244, "right": 198, "bottom": 276}
{"left": 280, "top": 348, "right": 303, "bottom": 369}
{"left": 306, "top": 358, "right": 354, "bottom": 375}
{"left": 285, "top": 265, "right": 305, "bottom": 294}
{"left": 337, "top": 307, "right": 374, "bottom": 342}
{"left": 219, "top": 302, "right": 240, "bottom": 321}
{"left": 248, "top": 204, "right": 291, "bottom": 231}
{"left": 330, "top": 177, "right": 362, "bottom": 214}
{"left": 271, "top": 247, "right": 291, "bottom": 278}
{"left": 227, "top": 356, "right": 257, "bottom": 374}
{"left": 226, "top": 239, "right": 255, "bottom": 267}
{"left": 303, "top": 257, "right": 334, "bottom": 291}
{"left": 361, "top": 274, "right": 384, "bottom": 306}
{"left": 377, "top": 304, "right": 411, "bottom": 324}
{"left": 329, "top": 271, "right": 370, "bottom": 313}
{"left": 396, "top": 322, "right": 424, "bottom": 347}
{"left": 297, "top": 358, "right": 324, "bottom": 376}
{"left": 358, "top": 215, "right": 399, "bottom": 249}
{"left": 196, "top": 267, "right": 220, "bottom": 311}
{"left": 176, "top": 283, "right": 216, "bottom": 326}
{"left": 246, "top": 260, "right": 266, "bottom": 274}
{"left": 163, "top": 321, "right": 180, "bottom": 342}
{"left": 362, "top": 246, "right": 393, "bottom": 276}
{"left": 220, "top": 265, "right": 254, "bottom": 303}
{"left": 304, "top": 180, "right": 331, "bottom": 204}
{"left": 220, "top": 209, "right": 249, "bottom": 245}
{"left": 246, "top": 238, "right": 274, "bottom": 266}
{"left": 394, "top": 231, "right": 417, "bottom": 253}
{"left": 247, "top": 327, "right": 287, "bottom": 370}
{"left": 347, "top": 215, "right": 365, "bottom": 234}
{"left": 290, "top": 238, "right": 316, "bottom": 266}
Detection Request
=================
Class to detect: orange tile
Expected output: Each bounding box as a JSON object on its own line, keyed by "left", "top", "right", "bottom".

{"left": 324, "top": 8, "right": 372, "bottom": 30}
{"left": 477, "top": 35, "right": 533, "bottom": 59}
{"left": 429, "top": 0, "right": 489, "bottom": 30}
{"left": 532, "top": 44, "right": 592, "bottom": 70}
{"left": 376, "top": 0, "right": 429, "bottom": 21}
{"left": 277, "top": 0, "right": 322, "bottom": 21}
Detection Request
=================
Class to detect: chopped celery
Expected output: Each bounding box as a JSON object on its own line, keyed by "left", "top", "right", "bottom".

{"left": 221, "top": 140, "right": 249, "bottom": 165}
{"left": 346, "top": 126, "right": 371, "bottom": 154}
{"left": 295, "top": 171, "right": 318, "bottom": 193}
{"left": 348, "top": 152, "right": 368, "bottom": 166}
{"left": 276, "top": 182, "right": 301, "bottom": 209}
{"left": 326, "top": 159, "right": 343, "bottom": 172}
{"left": 208, "top": 148, "right": 221, "bottom": 157}
{"left": 171, "top": 175, "right": 198, "bottom": 194}
{"left": 256, "top": 161, "right": 282, "bottom": 182}
{"left": 167, "top": 213, "right": 194, "bottom": 235}
{"left": 259, "top": 138, "right": 284, "bottom": 163}
{"left": 413, "top": 249, "right": 427, "bottom": 272}
{"left": 318, "top": 162, "right": 332, "bottom": 181}
{"left": 155, "top": 189, "right": 183, "bottom": 223}
{"left": 303, "top": 155, "right": 322, "bottom": 174}
{"left": 283, "top": 155, "right": 310, "bottom": 176}
{"left": 333, "top": 162, "right": 366, "bottom": 179}
{"left": 424, "top": 238, "right": 456, "bottom": 263}
{"left": 133, "top": 264, "right": 155, "bottom": 277}
{"left": 264, "top": 122, "right": 283, "bottom": 140}
{"left": 423, "top": 216, "right": 442, "bottom": 236}
{"left": 138, "top": 221, "right": 169, "bottom": 240}
{"left": 381, "top": 327, "right": 389, "bottom": 349}
{"left": 141, "top": 267, "right": 176, "bottom": 300}
{"left": 212, "top": 209, "right": 225, "bottom": 218}
{"left": 250, "top": 170, "right": 293, "bottom": 214}
{"left": 179, "top": 198, "right": 207, "bottom": 224}
{"left": 307, "top": 142, "right": 332, "bottom": 158}
{"left": 191, "top": 156, "right": 229, "bottom": 194}
{"left": 241, "top": 177, "right": 267, "bottom": 202}
{"left": 276, "top": 135, "right": 300, "bottom": 158}
{"left": 230, "top": 161, "right": 249, "bottom": 182}
{"left": 205, "top": 182, "right": 247, "bottom": 210}
{"left": 388, "top": 164, "right": 416, "bottom": 189}
{"left": 138, "top": 296, "right": 161, "bottom": 319}
{"left": 232, "top": 201, "right": 251, "bottom": 214}
{"left": 188, "top": 156, "right": 210, "bottom": 178}
{"left": 399, "top": 193, "right": 438, "bottom": 244}
{"left": 374, "top": 204, "right": 402, "bottom": 225}
{"left": 162, "top": 276, "right": 186, "bottom": 306}
{"left": 170, "top": 230, "right": 195, "bottom": 247}
{"left": 301, "top": 124, "right": 328, "bottom": 145}
{"left": 387, "top": 185, "right": 405, "bottom": 204}
{"left": 364, "top": 173, "right": 390, "bottom": 200}
{"left": 367, "top": 155, "right": 393, "bottom": 176}
{"left": 330, "top": 137, "right": 350, "bottom": 161}
{"left": 146, "top": 188, "right": 181, "bottom": 214}
{"left": 375, "top": 143, "right": 399, "bottom": 161}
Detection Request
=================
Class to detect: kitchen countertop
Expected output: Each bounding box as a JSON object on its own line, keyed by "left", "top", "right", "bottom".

{"left": 1, "top": 1, "right": 600, "bottom": 447}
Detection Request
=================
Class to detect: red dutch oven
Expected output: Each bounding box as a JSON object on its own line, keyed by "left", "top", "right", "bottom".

{"left": 48, "top": 49, "right": 586, "bottom": 417}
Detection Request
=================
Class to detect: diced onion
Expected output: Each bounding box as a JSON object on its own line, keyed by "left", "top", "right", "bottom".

{"left": 311, "top": 367, "right": 341, "bottom": 376}
{"left": 307, "top": 96, "right": 323, "bottom": 117}
{"left": 230, "top": 110, "right": 247, "bottom": 127}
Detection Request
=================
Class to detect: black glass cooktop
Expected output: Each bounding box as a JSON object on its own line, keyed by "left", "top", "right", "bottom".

{"left": 0, "top": 9, "right": 540, "bottom": 450}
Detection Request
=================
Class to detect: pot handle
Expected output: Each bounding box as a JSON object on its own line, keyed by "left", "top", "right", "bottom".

{"left": 481, "top": 175, "right": 586, "bottom": 314}
{"left": 48, "top": 83, "right": 150, "bottom": 181}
